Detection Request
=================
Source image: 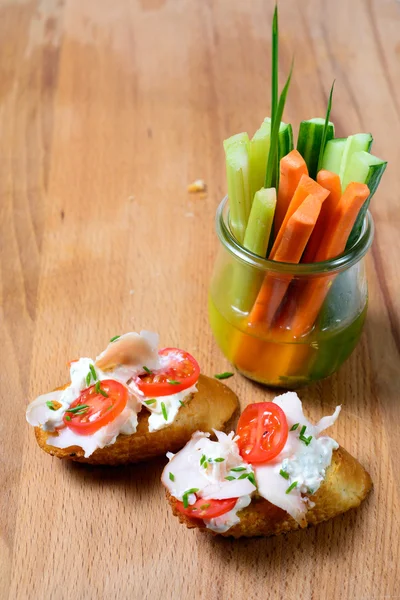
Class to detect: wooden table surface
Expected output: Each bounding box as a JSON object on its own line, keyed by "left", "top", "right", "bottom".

{"left": 1, "top": 0, "right": 399, "bottom": 598}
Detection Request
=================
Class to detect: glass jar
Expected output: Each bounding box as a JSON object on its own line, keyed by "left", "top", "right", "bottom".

{"left": 208, "top": 196, "right": 374, "bottom": 389}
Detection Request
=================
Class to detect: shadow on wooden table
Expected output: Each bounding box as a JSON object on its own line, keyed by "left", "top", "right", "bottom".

{"left": 63, "top": 455, "right": 166, "bottom": 495}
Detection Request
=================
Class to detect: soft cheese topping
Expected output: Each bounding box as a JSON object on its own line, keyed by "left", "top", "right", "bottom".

{"left": 26, "top": 331, "right": 199, "bottom": 457}
{"left": 163, "top": 392, "right": 341, "bottom": 532}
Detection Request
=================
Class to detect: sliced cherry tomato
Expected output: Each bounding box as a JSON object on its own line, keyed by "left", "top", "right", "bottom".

{"left": 136, "top": 348, "right": 200, "bottom": 397}
{"left": 175, "top": 497, "right": 237, "bottom": 520}
{"left": 63, "top": 379, "right": 128, "bottom": 435}
{"left": 236, "top": 402, "right": 288, "bottom": 464}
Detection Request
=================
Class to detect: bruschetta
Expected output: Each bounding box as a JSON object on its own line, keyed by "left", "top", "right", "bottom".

{"left": 162, "top": 393, "right": 372, "bottom": 537}
{"left": 26, "top": 331, "right": 238, "bottom": 465}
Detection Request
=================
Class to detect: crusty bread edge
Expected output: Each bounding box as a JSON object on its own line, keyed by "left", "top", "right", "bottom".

{"left": 165, "top": 446, "right": 373, "bottom": 538}
{"left": 33, "top": 374, "right": 239, "bottom": 465}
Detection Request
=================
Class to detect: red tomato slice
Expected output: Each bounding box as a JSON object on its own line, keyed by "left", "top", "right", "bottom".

{"left": 175, "top": 497, "right": 237, "bottom": 520}
{"left": 136, "top": 348, "right": 200, "bottom": 397}
{"left": 236, "top": 402, "right": 288, "bottom": 464}
{"left": 63, "top": 379, "right": 128, "bottom": 435}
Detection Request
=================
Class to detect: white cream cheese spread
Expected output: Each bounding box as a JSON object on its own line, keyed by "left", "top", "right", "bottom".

{"left": 162, "top": 392, "right": 341, "bottom": 532}
{"left": 26, "top": 331, "right": 199, "bottom": 457}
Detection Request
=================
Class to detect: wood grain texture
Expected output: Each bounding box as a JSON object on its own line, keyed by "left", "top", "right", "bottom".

{"left": 0, "top": 0, "right": 399, "bottom": 598}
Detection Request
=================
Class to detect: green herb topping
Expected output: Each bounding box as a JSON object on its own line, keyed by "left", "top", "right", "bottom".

{"left": 66, "top": 404, "right": 89, "bottom": 414}
{"left": 89, "top": 364, "right": 97, "bottom": 381}
{"left": 247, "top": 473, "right": 257, "bottom": 487}
{"left": 299, "top": 425, "right": 313, "bottom": 446}
{"left": 86, "top": 372, "right": 91, "bottom": 387}
{"left": 65, "top": 415, "right": 71, "bottom": 421}
{"left": 142, "top": 366, "right": 152, "bottom": 375}
{"left": 168, "top": 380, "right": 181, "bottom": 385}
{"left": 200, "top": 454, "right": 206, "bottom": 466}
{"left": 161, "top": 402, "right": 168, "bottom": 421}
{"left": 231, "top": 466, "right": 246, "bottom": 472}
{"left": 169, "top": 472, "right": 175, "bottom": 482}
{"left": 286, "top": 481, "right": 298, "bottom": 494}
{"left": 225, "top": 476, "right": 236, "bottom": 481}
{"left": 110, "top": 335, "right": 120, "bottom": 343}
{"left": 279, "top": 469, "right": 289, "bottom": 480}
{"left": 200, "top": 504, "right": 210, "bottom": 510}
{"left": 214, "top": 458, "right": 225, "bottom": 463}
{"left": 214, "top": 372, "right": 234, "bottom": 380}
{"left": 290, "top": 423, "right": 299, "bottom": 431}
{"left": 179, "top": 400, "right": 185, "bottom": 407}
{"left": 182, "top": 488, "right": 199, "bottom": 509}
{"left": 144, "top": 399, "right": 156, "bottom": 405}
{"left": 46, "top": 401, "right": 57, "bottom": 411}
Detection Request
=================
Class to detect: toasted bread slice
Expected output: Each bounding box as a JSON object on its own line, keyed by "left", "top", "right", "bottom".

{"left": 166, "top": 446, "right": 372, "bottom": 537}
{"left": 34, "top": 375, "right": 238, "bottom": 465}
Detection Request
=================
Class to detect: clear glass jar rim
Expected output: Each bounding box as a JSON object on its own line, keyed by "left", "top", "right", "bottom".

{"left": 216, "top": 196, "right": 374, "bottom": 275}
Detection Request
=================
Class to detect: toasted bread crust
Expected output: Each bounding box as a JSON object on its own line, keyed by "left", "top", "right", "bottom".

{"left": 166, "top": 446, "right": 372, "bottom": 537}
{"left": 34, "top": 374, "right": 238, "bottom": 465}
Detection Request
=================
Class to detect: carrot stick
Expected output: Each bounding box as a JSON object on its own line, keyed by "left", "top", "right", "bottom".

{"left": 273, "top": 150, "right": 308, "bottom": 237}
{"left": 302, "top": 170, "right": 342, "bottom": 263}
{"left": 270, "top": 175, "right": 329, "bottom": 258}
{"left": 244, "top": 193, "right": 326, "bottom": 328}
{"left": 246, "top": 181, "right": 370, "bottom": 383}
{"left": 289, "top": 181, "right": 370, "bottom": 337}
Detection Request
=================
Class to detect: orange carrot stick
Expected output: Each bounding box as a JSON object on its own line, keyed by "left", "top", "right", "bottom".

{"left": 274, "top": 150, "right": 308, "bottom": 237}
{"left": 246, "top": 193, "right": 326, "bottom": 328}
{"left": 302, "top": 170, "right": 342, "bottom": 263}
{"left": 270, "top": 175, "right": 329, "bottom": 258}
{"left": 289, "top": 182, "right": 370, "bottom": 337}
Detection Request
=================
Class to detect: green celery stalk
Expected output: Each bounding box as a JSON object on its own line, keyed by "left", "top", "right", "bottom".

{"left": 231, "top": 188, "right": 276, "bottom": 313}
{"left": 243, "top": 188, "right": 276, "bottom": 256}
{"left": 224, "top": 133, "right": 251, "bottom": 243}
{"left": 249, "top": 118, "right": 293, "bottom": 204}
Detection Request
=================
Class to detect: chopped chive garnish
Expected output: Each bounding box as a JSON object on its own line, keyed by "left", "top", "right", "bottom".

{"left": 142, "top": 366, "right": 152, "bottom": 375}
{"left": 247, "top": 473, "right": 257, "bottom": 487}
{"left": 65, "top": 415, "right": 71, "bottom": 421}
{"left": 110, "top": 335, "right": 120, "bottom": 342}
{"left": 99, "top": 387, "right": 109, "bottom": 398}
{"left": 214, "top": 458, "right": 225, "bottom": 463}
{"left": 46, "top": 401, "right": 56, "bottom": 411}
{"left": 168, "top": 380, "right": 181, "bottom": 385}
{"left": 214, "top": 372, "right": 234, "bottom": 380}
{"left": 161, "top": 402, "right": 168, "bottom": 421}
{"left": 66, "top": 404, "right": 89, "bottom": 414}
{"left": 290, "top": 423, "right": 299, "bottom": 431}
{"left": 86, "top": 372, "right": 91, "bottom": 387}
{"left": 203, "top": 462, "right": 208, "bottom": 469}
{"left": 182, "top": 488, "right": 199, "bottom": 508}
{"left": 307, "top": 488, "right": 314, "bottom": 495}
{"left": 106, "top": 405, "right": 113, "bottom": 411}
{"left": 95, "top": 381, "right": 100, "bottom": 393}
{"left": 280, "top": 469, "right": 289, "bottom": 480}
{"left": 225, "top": 476, "right": 236, "bottom": 481}
{"left": 231, "top": 466, "right": 246, "bottom": 472}
{"left": 285, "top": 481, "right": 298, "bottom": 494}
{"left": 179, "top": 400, "right": 185, "bottom": 407}
{"left": 89, "top": 364, "right": 97, "bottom": 381}
{"left": 169, "top": 472, "right": 175, "bottom": 482}
{"left": 200, "top": 454, "right": 206, "bottom": 466}
{"left": 144, "top": 399, "right": 156, "bottom": 405}
{"left": 238, "top": 472, "right": 250, "bottom": 480}
{"left": 299, "top": 425, "right": 313, "bottom": 446}
{"left": 200, "top": 504, "right": 210, "bottom": 510}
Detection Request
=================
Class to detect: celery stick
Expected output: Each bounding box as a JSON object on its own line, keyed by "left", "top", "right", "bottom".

{"left": 249, "top": 119, "right": 293, "bottom": 204}
{"left": 231, "top": 188, "right": 276, "bottom": 314}
{"left": 243, "top": 188, "right": 276, "bottom": 257}
{"left": 249, "top": 120, "right": 271, "bottom": 204}
{"left": 224, "top": 133, "right": 251, "bottom": 244}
